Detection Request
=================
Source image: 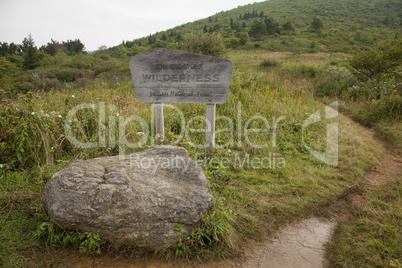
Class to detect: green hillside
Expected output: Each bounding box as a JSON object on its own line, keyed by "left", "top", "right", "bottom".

{"left": 121, "top": 0, "right": 401, "bottom": 53}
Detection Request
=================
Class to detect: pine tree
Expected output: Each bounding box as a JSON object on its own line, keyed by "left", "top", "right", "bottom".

{"left": 22, "top": 34, "right": 39, "bottom": 70}
{"left": 63, "top": 39, "right": 85, "bottom": 55}
{"left": 282, "top": 21, "right": 295, "bottom": 32}
{"left": 249, "top": 20, "right": 267, "bottom": 38}
{"left": 265, "top": 17, "right": 280, "bottom": 35}
{"left": 312, "top": 17, "right": 323, "bottom": 31}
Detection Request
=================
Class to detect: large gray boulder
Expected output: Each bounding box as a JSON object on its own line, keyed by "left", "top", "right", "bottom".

{"left": 42, "top": 146, "right": 215, "bottom": 249}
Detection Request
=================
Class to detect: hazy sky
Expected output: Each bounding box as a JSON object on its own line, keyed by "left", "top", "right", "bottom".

{"left": 0, "top": 0, "right": 264, "bottom": 51}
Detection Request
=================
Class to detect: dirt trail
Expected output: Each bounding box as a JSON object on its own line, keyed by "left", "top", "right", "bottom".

{"left": 240, "top": 218, "right": 336, "bottom": 268}
{"left": 233, "top": 150, "right": 401, "bottom": 268}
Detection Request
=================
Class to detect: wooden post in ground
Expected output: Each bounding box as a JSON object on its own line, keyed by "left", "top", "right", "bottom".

{"left": 206, "top": 103, "right": 216, "bottom": 152}
{"left": 155, "top": 103, "right": 164, "bottom": 139}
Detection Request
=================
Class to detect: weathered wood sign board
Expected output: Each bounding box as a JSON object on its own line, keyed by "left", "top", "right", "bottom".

{"left": 129, "top": 48, "right": 233, "bottom": 104}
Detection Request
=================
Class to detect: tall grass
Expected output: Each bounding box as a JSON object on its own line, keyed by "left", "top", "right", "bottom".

{"left": 328, "top": 177, "right": 402, "bottom": 267}
{"left": 0, "top": 50, "right": 386, "bottom": 265}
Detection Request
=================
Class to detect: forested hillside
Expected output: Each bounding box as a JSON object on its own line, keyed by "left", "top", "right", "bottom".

{"left": 118, "top": 0, "right": 401, "bottom": 53}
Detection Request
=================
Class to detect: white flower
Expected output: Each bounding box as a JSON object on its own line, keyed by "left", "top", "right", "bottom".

{"left": 31, "top": 112, "right": 35, "bottom": 115}
{"left": 0, "top": 164, "right": 3, "bottom": 169}
{"left": 45, "top": 114, "right": 49, "bottom": 117}
{"left": 51, "top": 147, "right": 54, "bottom": 150}
{"left": 72, "top": 95, "right": 75, "bottom": 98}
{"left": 58, "top": 115, "right": 62, "bottom": 118}
{"left": 117, "top": 113, "right": 120, "bottom": 116}
{"left": 155, "top": 133, "right": 164, "bottom": 142}
{"left": 228, "top": 149, "right": 231, "bottom": 153}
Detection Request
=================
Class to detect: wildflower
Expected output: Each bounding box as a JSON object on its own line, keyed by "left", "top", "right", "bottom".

{"left": 58, "top": 115, "right": 62, "bottom": 118}
{"left": 117, "top": 113, "right": 120, "bottom": 116}
{"left": 45, "top": 114, "right": 49, "bottom": 117}
{"left": 0, "top": 164, "right": 3, "bottom": 169}
{"left": 31, "top": 112, "right": 35, "bottom": 115}
{"left": 228, "top": 149, "right": 232, "bottom": 153}
{"left": 155, "top": 133, "right": 164, "bottom": 142}
{"left": 72, "top": 94, "right": 75, "bottom": 98}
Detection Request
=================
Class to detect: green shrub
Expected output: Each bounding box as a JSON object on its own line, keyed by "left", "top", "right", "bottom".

{"left": 260, "top": 58, "right": 279, "bottom": 68}
{"left": 166, "top": 198, "right": 237, "bottom": 259}
{"left": 350, "top": 38, "right": 402, "bottom": 80}
{"left": 34, "top": 219, "right": 101, "bottom": 255}
{"left": 314, "top": 65, "right": 358, "bottom": 97}
{"left": 180, "top": 32, "right": 226, "bottom": 57}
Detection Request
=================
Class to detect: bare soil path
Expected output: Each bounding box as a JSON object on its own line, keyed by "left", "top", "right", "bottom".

{"left": 233, "top": 149, "right": 401, "bottom": 268}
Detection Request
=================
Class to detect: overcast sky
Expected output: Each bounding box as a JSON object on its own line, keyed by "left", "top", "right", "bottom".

{"left": 0, "top": 0, "right": 264, "bottom": 51}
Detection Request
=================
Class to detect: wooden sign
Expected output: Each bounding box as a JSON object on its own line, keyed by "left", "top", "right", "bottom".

{"left": 129, "top": 48, "right": 233, "bottom": 104}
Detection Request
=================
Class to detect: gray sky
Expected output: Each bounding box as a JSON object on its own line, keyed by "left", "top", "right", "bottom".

{"left": 0, "top": 0, "right": 263, "bottom": 51}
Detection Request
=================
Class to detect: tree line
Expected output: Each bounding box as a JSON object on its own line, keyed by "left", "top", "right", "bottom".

{"left": 0, "top": 34, "right": 85, "bottom": 70}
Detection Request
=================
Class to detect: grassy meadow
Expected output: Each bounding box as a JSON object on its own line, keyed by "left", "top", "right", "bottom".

{"left": 2, "top": 44, "right": 400, "bottom": 266}
{"left": 0, "top": 0, "right": 401, "bottom": 262}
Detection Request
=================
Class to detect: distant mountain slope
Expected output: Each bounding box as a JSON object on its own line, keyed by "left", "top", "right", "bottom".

{"left": 118, "top": 0, "right": 401, "bottom": 53}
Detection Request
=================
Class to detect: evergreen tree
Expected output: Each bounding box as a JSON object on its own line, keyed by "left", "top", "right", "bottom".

{"left": 148, "top": 34, "right": 155, "bottom": 45}
{"left": 312, "top": 17, "right": 323, "bottom": 31}
{"left": 22, "top": 34, "right": 39, "bottom": 70}
{"left": 175, "top": 32, "right": 183, "bottom": 42}
{"left": 249, "top": 20, "right": 267, "bottom": 39}
{"left": 282, "top": 21, "right": 295, "bottom": 32}
{"left": 63, "top": 39, "right": 85, "bottom": 55}
{"left": 41, "top": 39, "right": 67, "bottom": 56}
{"left": 265, "top": 17, "right": 280, "bottom": 35}
{"left": 0, "top": 42, "right": 9, "bottom": 57}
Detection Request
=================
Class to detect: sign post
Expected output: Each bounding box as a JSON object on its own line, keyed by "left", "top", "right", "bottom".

{"left": 129, "top": 48, "right": 233, "bottom": 151}
{"left": 154, "top": 102, "right": 164, "bottom": 138}
{"left": 205, "top": 103, "right": 216, "bottom": 152}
